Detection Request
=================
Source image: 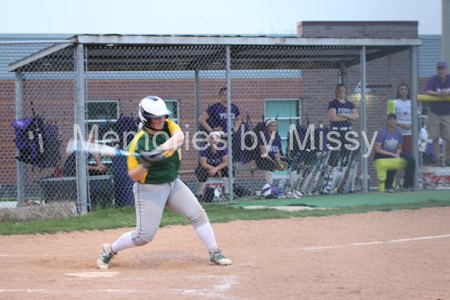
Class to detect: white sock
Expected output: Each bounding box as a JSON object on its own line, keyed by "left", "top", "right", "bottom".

{"left": 197, "top": 181, "right": 203, "bottom": 195}
{"left": 194, "top": 222, "right": 218, "bottom": 251}
{"left": 223, "top": 177, "right": 229, "bottom": 194}
{"left": 289, "top": 171, "right": 297, "bottom": 187}
{"left": 266, "top": 171, "right": 274, "bottom": 184}
{"left": 111, "top": 231, "right": 135, "bottom": 253}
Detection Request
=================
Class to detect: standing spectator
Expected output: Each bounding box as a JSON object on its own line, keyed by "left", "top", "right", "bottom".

{"left": 423, "top": 61, "right": 450, "bottom": 167}
{"left": 198, "top": 87, "right": 243, "bottom": 162}
{"left": 373, "top": 113, "right": 416, "bottom": 192}
{"left": 388, "top": 83, "right": 413, "bottom": 154}
{"left": 255, "top": 119, "right": 282, "bottom": 185}
{"left": 195, "top": 131, "right": 231, "bottom": 201}
{"left": 322, "top": 84, "right": 359, "bottom": 193}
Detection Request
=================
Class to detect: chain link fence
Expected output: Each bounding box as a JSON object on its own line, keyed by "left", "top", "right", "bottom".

{"left": 0, "top": 40, "right": 420, "bottom": 221}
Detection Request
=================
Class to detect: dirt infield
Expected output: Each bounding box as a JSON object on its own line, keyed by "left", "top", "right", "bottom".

{"left": 1, "top": 207, "right": 450, "bottom": 300}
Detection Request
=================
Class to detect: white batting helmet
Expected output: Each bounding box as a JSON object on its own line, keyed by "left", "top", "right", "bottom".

{"left": 138, "top": 96, "right": 171, "bottom": 127}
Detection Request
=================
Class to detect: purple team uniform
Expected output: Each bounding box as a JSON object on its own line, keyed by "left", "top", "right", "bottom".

{"left": 328, "top": 99, "right": 355, "bottom": 128}
{"left": 375, "top": 127, "right": 403, "bottom": 155}
{"left": 257, "top": 132, "right": 282, "bottom": 159}
{"left": 195, "top": 145, "right": 230, "bottom": 182}
{"left": 207, "top": 103, "right": 240, "bottom": 132}
{"left": 424, "top": 74, "right": 450, "bottom": 115}
{"left": 200, "top": 146, "right": 228, "bottom": 167}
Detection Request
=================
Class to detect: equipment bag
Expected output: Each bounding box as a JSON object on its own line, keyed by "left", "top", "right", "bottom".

{"left": 11, "top": 117, "right": 61, "bottom": 169}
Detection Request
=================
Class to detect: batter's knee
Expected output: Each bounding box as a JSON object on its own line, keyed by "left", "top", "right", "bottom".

{"left": 132, "top": 233, "right": 154, "bottom": 247}
{"left": 190, "top": 207, "right": 210, "bottom": 229}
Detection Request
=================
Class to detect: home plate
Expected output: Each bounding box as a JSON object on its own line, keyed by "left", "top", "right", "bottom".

{"left": 65, "top": 272, "right": 119, "bottom": 278}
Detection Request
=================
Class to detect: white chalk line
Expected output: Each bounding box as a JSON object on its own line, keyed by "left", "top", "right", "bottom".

{"left": 297, "top": 234, "right": 450, "bottom": 251}
{"left": 0, "top": 275, "right": 239, "bottom": 298}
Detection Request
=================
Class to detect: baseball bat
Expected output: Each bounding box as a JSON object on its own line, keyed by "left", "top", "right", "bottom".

{"left": 66, "top": 139, "right": 140, "bottom": 157}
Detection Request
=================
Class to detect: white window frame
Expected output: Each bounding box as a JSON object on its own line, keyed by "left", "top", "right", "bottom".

{"left": 264, "top": 98, "right": 302, "bottom": 178}
{"left": 164, "top": 99, "right": 180, "bottom": 124}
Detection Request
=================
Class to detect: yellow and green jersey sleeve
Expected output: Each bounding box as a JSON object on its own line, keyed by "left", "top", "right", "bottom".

{"left": 127, "top": 119, "right": 181, "bottom": 184}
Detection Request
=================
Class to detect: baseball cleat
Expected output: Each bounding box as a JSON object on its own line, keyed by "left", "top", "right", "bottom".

{"left": 209, "top": 249, "right": 232, "bottom": 266}
{"left": 97, "top": 243, "right": 117, "bottom": 269}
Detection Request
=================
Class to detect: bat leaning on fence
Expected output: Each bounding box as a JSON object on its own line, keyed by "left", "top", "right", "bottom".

{"left": 309, "top": 151, "right": 329, "bottom": 195}
{"left": 299, "top": 151, "right": 325, "bottom": 195}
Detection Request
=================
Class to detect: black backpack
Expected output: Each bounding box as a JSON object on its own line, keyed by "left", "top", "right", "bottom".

{"left": 11, "top": 117, "right": 61, "bottom": 169}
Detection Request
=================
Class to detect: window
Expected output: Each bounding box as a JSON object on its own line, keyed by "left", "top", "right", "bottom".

{"left": 86, "top": 100, "right": 120, "bottom": 142}
{"left": 86, "top": 100, "right": 120, "bottom": 171}
{"left": 265, "top": 98, "right": 301, "bottom": 176}
{"left": 164, "top": 99, "right": 180, "bottom": 123}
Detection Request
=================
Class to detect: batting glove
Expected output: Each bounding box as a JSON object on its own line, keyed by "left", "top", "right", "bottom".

{"left": 139, "top": 148, "right": 166, "bottom": 169}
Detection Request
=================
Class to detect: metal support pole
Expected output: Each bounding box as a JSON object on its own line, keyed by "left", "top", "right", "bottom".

{"left": 339, "top": 63, "right": 347, "bottom": 87}
{"left": 410, "top": 46, "right": 419, "bottom": 189}
{"left": 75, "top": 44, "right": 88, "bottom": 215}
{"left": 442, "top": 0, "right": 450, "bottom": 165}
{"left": 195, "top": 68, "right": 200, "bottom": 166}
{"left": 225, "top": 46, "right": 234, "bottom": 201}
{"left": 361, "top": 47, "right": 368, "bottom": 193}
{"left": 15, "top": 71, "right": 24, "bottom": 207}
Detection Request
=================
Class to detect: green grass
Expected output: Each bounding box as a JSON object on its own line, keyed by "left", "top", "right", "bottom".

{"left": 1, "top": 199, "right": 450, "bottom": 236}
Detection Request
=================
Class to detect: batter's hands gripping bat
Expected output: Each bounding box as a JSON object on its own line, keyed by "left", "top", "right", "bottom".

{"left": 66, "top": 139, "right": 170, "bottom": 167}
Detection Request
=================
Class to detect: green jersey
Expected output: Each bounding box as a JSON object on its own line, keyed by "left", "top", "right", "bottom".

{"left": 127, "top": 119, "right": 181, "bottom": 184}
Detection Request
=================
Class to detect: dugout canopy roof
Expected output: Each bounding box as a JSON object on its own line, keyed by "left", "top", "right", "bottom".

{"left": 8, "top": 34, "right": 422, "bottom": 73}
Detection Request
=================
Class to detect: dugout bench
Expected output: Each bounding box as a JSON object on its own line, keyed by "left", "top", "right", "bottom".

{"left": 37, "top": 175, "right": 114, "bottom": 209}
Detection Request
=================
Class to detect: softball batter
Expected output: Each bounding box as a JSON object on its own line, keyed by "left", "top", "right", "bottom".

{"left": 97, "top": 96, "right": 231, "bottom": 269}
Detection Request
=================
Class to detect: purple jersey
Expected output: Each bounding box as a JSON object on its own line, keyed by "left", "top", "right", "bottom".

{"left": 206, "top": 102, "right": 240, "bottom": 132}
{"left": 424, "top": 74, "right": 450, "bottom": 115}
{"left": 328, "top": 99, "right": 355, "bottom": 128}
{"left": 375, "top": 127, "right": 403, "bottom": 154}
{"left": 200, "top": 145, "right": 228, "bottom": 167}
{"left": 258, "top": 132, "right": 282, "bottom": 159}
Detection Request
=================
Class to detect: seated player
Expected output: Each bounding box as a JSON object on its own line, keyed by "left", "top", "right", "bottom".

{"left": 373, "top": 113, "right": 415, "bottom": 192}
{"left": 195, "top": 131, "right": 231, "bottom": 201}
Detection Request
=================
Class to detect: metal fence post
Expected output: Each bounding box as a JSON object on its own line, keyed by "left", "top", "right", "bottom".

{"left": 225, "top": 45, "right": 234, "bottom": 201}
{"left": 410, "top": 46, "right": 419, "bottom": 189}
{"left": 195, "top": 68, "right": 200, "bottom": 166}
{"left": 75, "top": 44, "right": 88, "bottom": 215}
{"left": 361, "top": 46, "right": 368, "bottom": 193}
{"left": 15, "top": 71, "right": 24, "bottom": 207}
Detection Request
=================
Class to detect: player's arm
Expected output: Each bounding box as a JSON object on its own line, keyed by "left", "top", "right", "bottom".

{"left": 159, "top": 128, "right": 184, "bottom": 151}
{"left": 91, "top": 154, "right": 106, "bottom": 172}
{"left": 423, "top": 87, "right": 448, "bottom": 96}
{"left": 397, "top": 122, "right": 411, "bottom": 130}
{"left": 394, "top": 142, "right": 402, "bottom": 158}
{"left": 233, "top": 115, "right": 242, "bottom": 133}
{"left": 128, "top": 164, "right": 148, "bottom": 181}
{"left": 328, "top": 108, "right": 348, "bottom": 122}
{"left": 215, "top": 154, "right": 229, "bottom": 170}
{"left": 338, "top": 108, "right": 359, "bottom": 121}
{"left": 200, "top": 156, "right": 215, "bottom": 170}
{"left": 423, "top": 89, "right": 440, "bottom": 96}
{"left": 274, "top": 149, "right": 281, "bottom": 161}
{"left": 199, "top": 112, "right": 214, "bottom": 133}
{"left": 344, "top": 108, "right": 359, "bottom": 121}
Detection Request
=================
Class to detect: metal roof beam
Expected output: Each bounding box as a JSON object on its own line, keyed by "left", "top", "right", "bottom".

{"left": 72, "top": 35, "right": 422, "bottom": 47}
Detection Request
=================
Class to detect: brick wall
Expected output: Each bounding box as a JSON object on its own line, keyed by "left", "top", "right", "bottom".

{"left": 297, "top": 21, "right": 418, "bottom": 38}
